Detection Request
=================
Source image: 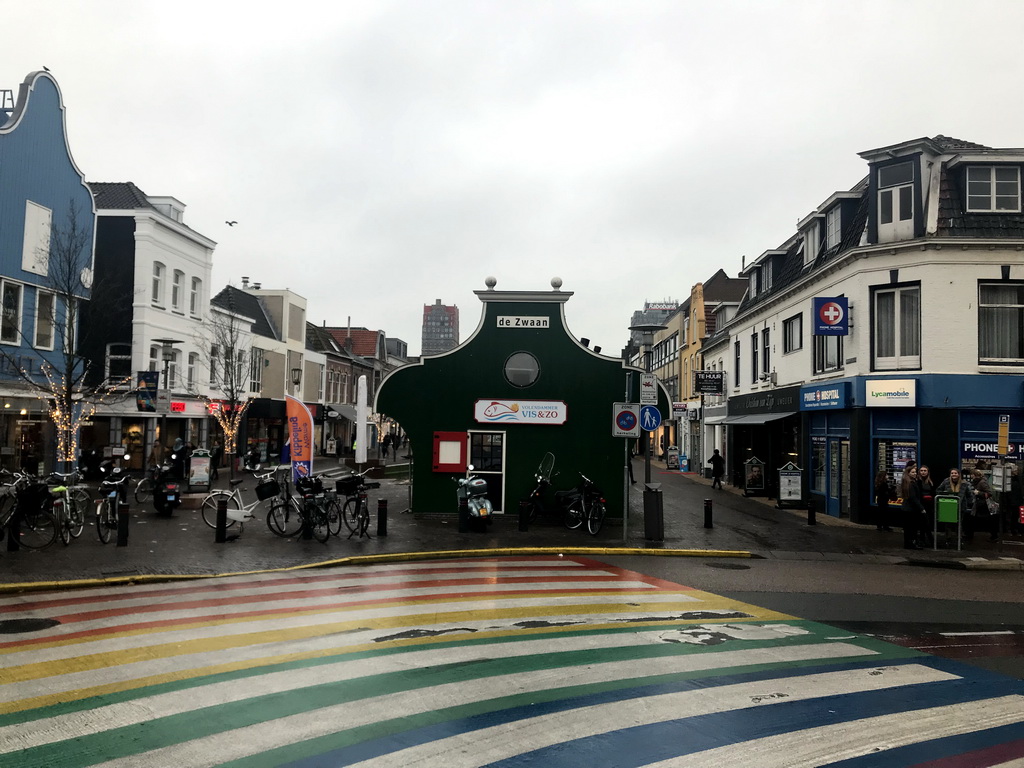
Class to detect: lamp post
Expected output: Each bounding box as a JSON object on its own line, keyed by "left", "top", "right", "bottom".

{"left": 152, "top": 338, "right": 182, "bottom": 460}
{"left": 629, "top": 322, "right": 666, "bottom": 541}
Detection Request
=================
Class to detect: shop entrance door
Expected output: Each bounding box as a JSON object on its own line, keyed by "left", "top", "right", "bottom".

{"left": 827, "top": 438, "right": 850, "bottom": 517}
{"left": 468, "top": 431, "right": 505, "bottom": 512}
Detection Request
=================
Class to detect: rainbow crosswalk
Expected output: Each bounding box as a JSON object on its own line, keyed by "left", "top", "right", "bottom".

{"left": 0, "top": 556, "right": 1023, "bottom": 767}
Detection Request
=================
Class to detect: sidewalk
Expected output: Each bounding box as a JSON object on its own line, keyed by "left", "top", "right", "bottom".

{"left": 1, "top": 457, "right": 1021, "bottom": 590}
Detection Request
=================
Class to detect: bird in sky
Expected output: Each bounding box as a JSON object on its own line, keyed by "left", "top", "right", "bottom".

{"left": 225, "top": 220, "right": 237, "bottom": 226}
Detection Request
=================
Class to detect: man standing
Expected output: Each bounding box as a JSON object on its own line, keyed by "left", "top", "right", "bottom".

{"left": 708, "top": 449, "right": 725, "bottom": 489}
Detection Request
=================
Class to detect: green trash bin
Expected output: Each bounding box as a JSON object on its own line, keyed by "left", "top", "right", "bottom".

{"left": 934, "top": 494, "right": 961, "bottom": 551}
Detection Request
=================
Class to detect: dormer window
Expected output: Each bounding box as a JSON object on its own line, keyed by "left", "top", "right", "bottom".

{"left": 967, "top": 166, "right": 1020, "bottom": 212}
{"left": 825, "top": 206, "right": 842, "bottom": 249}
{"left": 748, "top": 268, "right": 759, "bottom": 298}
{"left": 762, "top": 258, "right": 773, "bottom": 292}
{"left": 877, "top": 161, "right": 914, "bottom": 242}
{"left": 802, "top": 223, "right": 820, "bottom": 267}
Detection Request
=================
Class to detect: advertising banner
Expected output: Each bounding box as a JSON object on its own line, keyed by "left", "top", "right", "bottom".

{"left": 693, "top": 370, "right": 725, "bottom": 395}
{"left": 136, "top": 371, "right": 159, "bottom": 412}
{"left": 285, "top": 394, "right": 314, "bottom": 483}
{"left": 474, "top": 399, "right": 567, "bottom": 425}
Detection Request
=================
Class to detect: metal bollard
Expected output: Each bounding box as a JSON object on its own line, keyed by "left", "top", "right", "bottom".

{"left": 6, "top": 506, "right": 19, "bottom": 551}
{"left": 215, "top": 497, "right": 228, "bottom": 543}
{"left": 116, "top": 501, "right": 130, "bottom": 547}
{"left": 301, "top": 497, "right": 313, "bottom": 540}
{"left": 807, "top": 498, "right": 817, "bottom": 526}
{"left": 377, "top": 498, "right": 388, "bottom": 537}
{"left": 518, "top": 500, "right": 530, "bottom": 532}
{"left": 704, "top": 498, "right": 713, "bottom": 529}
{"left": 458, "top": 498, "right": 470, "bottom": 532}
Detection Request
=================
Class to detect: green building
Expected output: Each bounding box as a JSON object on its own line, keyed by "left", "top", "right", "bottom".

{"left": 375, "top": 281, "right": 669, "bottom": 520}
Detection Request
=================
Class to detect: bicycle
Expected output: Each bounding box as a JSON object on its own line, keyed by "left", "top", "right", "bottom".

{"left": 200, "top": 467, "right": 280, "bottom": 531}
{"left": 265, "top": 469, "right": 306, "bottom": 538}
{"left": 562, "top": 472, "right": 606, "bottom": 535}
{"left": 0, "top": 470, "right": 58, "bottom": 550}
{"left": 46, "top": 471, "right": 91, "bottom": 546}
{"left": 96, "top": 467, "right": 131, "bottom": 544}
{"left": 294, "top": 474, "right": 340, "bottom": 543}
{"left": 336, "top": 469, "right": 380, "bottom": 539}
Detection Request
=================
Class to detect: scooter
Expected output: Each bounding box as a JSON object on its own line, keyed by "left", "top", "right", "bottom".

{"left": 523, "top": 452, "right": 593, "bottom": 529}
{"left": 455, "top": 465, "right": 494, "bottom": 526}
{"left": 152, "top": 456, "right": 182, "bottom": 515}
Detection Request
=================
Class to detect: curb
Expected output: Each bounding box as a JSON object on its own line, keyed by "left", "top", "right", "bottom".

{"left": 903, "top": 556, "right": 1024, "bottom": 571}
{"left": 0, "top": 546, "right": 755, "bottom": 595}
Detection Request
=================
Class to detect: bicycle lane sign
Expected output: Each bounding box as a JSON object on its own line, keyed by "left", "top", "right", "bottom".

{"left": 613, "top": 403, "right": 640, "bottom": 438}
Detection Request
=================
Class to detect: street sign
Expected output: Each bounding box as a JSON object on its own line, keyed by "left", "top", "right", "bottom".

{"left": 998, "top": 414, "right": 1010, "bottom": 457}
{"left": 639, "top": 405, "right": 662, "bottom": 432}
{"left": 640, "top": 373, "right": 657, "bottom": 404}
{"left": 613, "top": 403, "right": 640, "bottom": 438}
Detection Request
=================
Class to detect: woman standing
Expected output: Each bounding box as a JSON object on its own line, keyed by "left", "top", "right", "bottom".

{"left": 900, "top": 466, "right": 925, "bottom": 549}
{"left": 968, "top": 468, "right": 998, "bottom": 543}
{"left": 936, "top": 467, "right": 973, "bottom": 547}
{"left": 873, "top": 469, "right": 893, "bottom": 531}
{"left": 918, "top": 465, "right": 937, "bottom": 546}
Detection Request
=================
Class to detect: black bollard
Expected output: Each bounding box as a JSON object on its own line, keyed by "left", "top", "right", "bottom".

{"left": 376, "top": 498, "right": 388, "bottom": 537}
{"left": 807, "top": 498, "right": 817, "bottom": 526}
{"left": 216, "top": 497, "right": 227, "bottom": 543}
{"left": 116, "top": 501, "right": 130, "bottom": 547}
{"left": 458, "top": 498, "right": 470, "bottom": 532}
{"left": 704, "top": 498, "right": 713, "bottom": 529}
{"left": 6, "top": 505, "right": 19, "bottom": 551}
{"left": 301, "top": 497, "right": 313, "bottom": 540}
{"left": 518, "top": 500, "right": 530, "bottom": 532}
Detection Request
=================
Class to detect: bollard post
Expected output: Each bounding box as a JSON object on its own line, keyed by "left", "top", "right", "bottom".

{"left": 703, "top": 498, "right": 713, "bottom": 529}
{"left": 643, "top": 483, "right": 664, "bottom": 541}
{"left": 5, "top": 505, "right": 19, "bottom": 552}
{"left": 807, "top": 498, "right": 817, "bottom": 526}
{"left": 301, "top": 497, "right": 313, "bottom": 540}
{"left": 458, "top": 498, "right": 470, "bottom": 532}
{"left": 518, "top": 500, "right": 530, "bottom": 532}
{"left": 216, "top": 497, "right": 227, "bottom": 543}
{"left": 116, "top": 501, "right": 130, "bottom": 547}
{"left": 376, "top": 498, "right": 388, "bottom": 537}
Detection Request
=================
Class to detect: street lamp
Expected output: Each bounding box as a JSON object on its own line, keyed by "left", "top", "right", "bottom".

{"left": 153, "top": 338, "right": 182, "bottom": 457}
{"left": 290, "top": 367, "right": 302, "bottom": 397}
{"left": 629, "top": 322, "right": 667, "bottom": 542}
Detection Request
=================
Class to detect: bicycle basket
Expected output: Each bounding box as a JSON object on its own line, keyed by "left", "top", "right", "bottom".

{"left": 255, "top": 479, "right": 281, "bottom": 501}
{"left": 295, "top": 476, "right": 323, "bottom": 494}
{"left": 335, "top": 476, "right": 360, "bottom": 496}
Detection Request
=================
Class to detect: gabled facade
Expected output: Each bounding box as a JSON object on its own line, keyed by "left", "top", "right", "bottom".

{"left": 0, "top": 71, "right": 95, "bottom": 472}
{"left": 716, "top": 135, "right": 1024, "bottom": 522}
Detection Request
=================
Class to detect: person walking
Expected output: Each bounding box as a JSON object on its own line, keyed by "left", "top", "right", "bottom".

{"left": 873, "top": 469, "right": 894, "bottom": 531}
{"left": 210, "top": 440, "right": 223, "bottom": 482}
{"left": 900, "top": 465, "right": 925, "bottom": 549}
{"left": 936, "top": 467, "right": 973, "bottom": 547}
{"left": 967, "top": 467, "right": 999, "bottom": 543}
{"left": 627, "top": 443, "right": 636, "bottom": 484}
{"left": 708, "top": 449, "right": 725, "bottom": 490}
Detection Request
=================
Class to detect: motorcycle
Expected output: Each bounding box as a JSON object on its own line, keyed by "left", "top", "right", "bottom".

{"left": 151, "top": 455, "right": 182, "bottom": 515}
{"left": 524, "top": 452, "right": 604, "bottom": 531}
{"left": 455, "top": 464, "right": 494, "bottom": 526}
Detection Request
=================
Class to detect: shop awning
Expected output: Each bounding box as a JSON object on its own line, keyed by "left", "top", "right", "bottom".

{"left": 703, "top": 415, "right": 729, "bottom": 425}
{"left": 721, "top": 411, "right": 798, "bottom": 425}
{"left": 327, "top": 404, "right": 357, "bottom": 421}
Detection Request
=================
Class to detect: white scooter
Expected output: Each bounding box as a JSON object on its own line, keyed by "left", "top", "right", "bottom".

{"left": 455, "top": 464, "right": 494, "bottom": 526}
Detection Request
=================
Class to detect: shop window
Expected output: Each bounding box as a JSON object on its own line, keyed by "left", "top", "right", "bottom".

{"left": 810, "top": 436, "right": 826, "bottom": 492}
{"left": 504, "top": 351, "right": 539, "bottom": 387}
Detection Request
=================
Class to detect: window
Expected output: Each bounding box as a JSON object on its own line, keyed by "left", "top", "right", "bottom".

{"left": 250, "top": 348, "right": 264, "bottom": 391}
{"left": 783, "top": 314, "right": 803, "bottom": 353}
{"left": 874, "top": 285, "right": 921, "bottom": 370}
{"left": 750, "top": 333, "right": 758, "bottom": 384}
{"left": 187, "top": 352, "right": 198, "bottom": 389}
{"left": 803, "top": 225, "right": 819, "bottom": 267}
{"left": 149, "top": 346, "right": 159, "bottom": 372}
{"left": 763, "top": 259, "right": 773, "bottom": 292}
{"left": 825, "top": 206, "right": 841, "bottom": 249}
{"left": 171, "top": 270, "right": 184, "bottom": 310}
{"left": 152, "top": 262, "right": 165, "bottom": 304}
{"left": 813, "top": 334, "right": 844, "bottom": 374}
{"left": 209, "top": 344, "right": 219, "bottom": 384}
{"left": 34, "top": 290, "right": 54, "bottom": 349}
{"left": 761, "top": 328, "right": 771, "bottom": 377}
{"left": 504, "top": 351, "right": 539, "bottom": 387}
{"left": 22, "top": 201, "right": 51, "bottom": 276}
{"left": 317, "top": 365, "right": 324, "bottom": 401}
{"left": 748, "top": 270, "right": 759, "bottom": 299}
{"left": 877, "top": 161, "right": 914, "bottom": 241}
{"left": 105, "top": 343, "right": 132, "bottom": 383}
{"left": 967, "top": 166, "right": 1021, "bottom": 212}
{"left": 190, "top": 277, "right": 201, "bottom": 316}
{"left": 1, "top": 282, "right": 22, "bottom": 344}
{"left": 733, "top": 341, "right": 741, "bottom": 387}
{"left": 979, "top": 282, "right": 1024, "bottom": 363}
{"left": 167, "top": 351, "right": 179, "bottom": 390}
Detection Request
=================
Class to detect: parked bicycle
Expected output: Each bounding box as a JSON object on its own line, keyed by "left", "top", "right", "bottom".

{"left": 336, "top": 468, "right": 379, "bottom": 539}
{"left": 265, "top": 468, "right": 305, "bottom": 538}
{"left": 46, "top": 470, "right": 91, "bottom": 546}
{"left": 561, "top": 472, "right": 607, "bottom": 535}
{"left": 0, "top": 470, "right": 58, "bottom": 550}
{"left": 95, "top": 460, "right": 131, "bottom": 544}
{"left": 200, "top": 466, "right": 281, "bottom": 532}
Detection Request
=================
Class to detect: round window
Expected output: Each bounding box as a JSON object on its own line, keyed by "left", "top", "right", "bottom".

{"left": 504, "top": 352, "right": 540, "bottom": 388}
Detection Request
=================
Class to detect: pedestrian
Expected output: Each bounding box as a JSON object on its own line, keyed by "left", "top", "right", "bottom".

{"left": 936, "top": 467, "right": 973, "bottom": 547}
{"left": 873, "top": 469, "right": 894, "bottom": 531}
{"left": 1004, "top": 465, "right": 1023, "bottom": 537}
{"left": 708, "top": 449, "right": 725, "bottom": 490}
{"left": 900, "top": 465, "right": 925, "bottom": 549}
{"left": 918, "top": 465, "right": 937, "bottom": 546}
{"left": 210, "top": 440, "right": 222, "bottom": 482}
{"left": 382, "top": 433, "right": 392, "bottom": 461}
{"left": 170, "top": 438, "right": 186, "bottom": 480}
{"left": 627, "top": 443, "right": 636, "bottom": 484}
{"left": 967, "top": 467, "right": 999, "bottom": 543}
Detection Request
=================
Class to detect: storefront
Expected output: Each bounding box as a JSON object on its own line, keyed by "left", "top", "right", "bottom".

{"left": 375, "top": 285, "right": 669, "bottom": 518}
{"left": 801, "top": 381, "right": 853, "bottom": 518}
{"left": 242, "top": 398, "right": 325, "bottom": 463}
{"left": 722, "top": 385, "right": 801, "bottom": 496}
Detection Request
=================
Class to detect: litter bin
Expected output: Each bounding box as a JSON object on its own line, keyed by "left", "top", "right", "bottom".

{"left": 666, "top": 446, "right": 679, "bottom": 470}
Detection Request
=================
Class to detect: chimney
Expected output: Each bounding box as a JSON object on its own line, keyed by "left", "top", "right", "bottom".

{"left": 580, "top": 338, "right": 590, "bottom": 348}
{"left": 593, "top": 346, "right": 602, "bottom": 354}
{"left": 241, "top": 276, "right": 249, "bottom": 289}
{"left": 252, "top": 282, "right": 261, "bottom": 290}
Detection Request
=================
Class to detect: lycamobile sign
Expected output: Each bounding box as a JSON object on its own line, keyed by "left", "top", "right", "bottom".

{"left": 866, "top": 379, "right": 916, "bottom": 407}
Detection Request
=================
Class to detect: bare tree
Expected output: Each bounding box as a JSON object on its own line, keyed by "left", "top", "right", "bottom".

{"left": 191, "top": 299, "right": 254, "bottom": 478}
{"left": 0, "top": 199, "right": 128, "bottom": 470}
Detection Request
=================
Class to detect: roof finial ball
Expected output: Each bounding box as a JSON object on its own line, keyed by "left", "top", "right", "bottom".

{"left": 551, "top": 277, "right": 563, "bottom": 290}
{"left": 485, "top": 276, "right": 497, "bottom": 290}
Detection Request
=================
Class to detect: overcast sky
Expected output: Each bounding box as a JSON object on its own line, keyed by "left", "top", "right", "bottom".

{"left": 8, "top": 1, "right": 1024, "bottom": 356}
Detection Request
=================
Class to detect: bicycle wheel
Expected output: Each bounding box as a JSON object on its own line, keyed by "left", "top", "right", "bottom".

{"left": 69, "top": 490, "right": 89, "bottom": 538}
{"left": 342, "top": 497, "right": 361, "bottom": 533}
{"left": 358, "top": 507, "right": 370, "bottom": 538}
{"left": 267, "top": 498, "right": 303, "bottom": 537}
{"left": 326, "top": 498, "right": 343, "bottom": 537}
{"left": 17, "top": 507, "right": 58, "bottom": 550}
{"left": 310, "top": 501, "right": 330, "bottom": 543}
{"left": 586, "top": 502, "right": 606, "bottom": 536}
{"left": 135, "top": 477, "right": 155, "bottom": 505}
{"left": 97, "top": 499, "right": 113, "bottom": 544}
{"left": 201, "top": 492, "right": 240, "bottom": 528}
{"left": 563, "top": 500, "right": 585, "bottom": 530}
{"left": 53, "top": 502, "right": 71, "bottom": 546}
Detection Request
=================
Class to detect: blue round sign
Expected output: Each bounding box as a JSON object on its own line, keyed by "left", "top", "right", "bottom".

{"left": 639, "top": 405, "right": 662, "bottom": 432}
{"left": 616, "top": 410, "right": 637, "bottom": 431}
